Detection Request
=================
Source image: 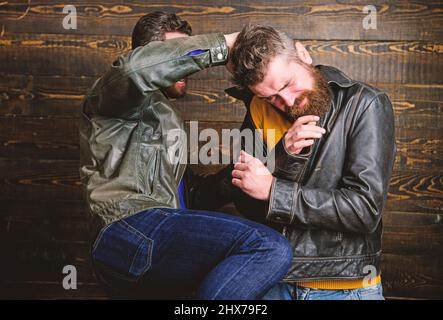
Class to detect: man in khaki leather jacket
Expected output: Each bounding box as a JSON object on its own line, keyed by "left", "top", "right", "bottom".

{"left": 79, "top": 11, "right": 292, "bottom": 299}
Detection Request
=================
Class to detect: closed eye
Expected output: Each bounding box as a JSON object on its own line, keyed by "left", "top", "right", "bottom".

{"left": 260, "top": 82, "right": 290, "bottom": 103}
{"left": 264, "top": 96, "right": 276, "bottom": 103}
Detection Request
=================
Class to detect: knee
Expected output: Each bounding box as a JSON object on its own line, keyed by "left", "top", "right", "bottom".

{"left": 269, "top": 233, "right": 293, "bottom": 266}
{"left": 255, "top": 228, "right": 293, "bottom": 267}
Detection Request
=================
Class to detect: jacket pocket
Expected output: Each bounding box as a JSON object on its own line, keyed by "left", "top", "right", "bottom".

{"left": 92, "top": 220, "right": 153, "bottom": 280}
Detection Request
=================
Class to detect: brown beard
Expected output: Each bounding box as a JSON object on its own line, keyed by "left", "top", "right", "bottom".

{"left": 285, "top": 65, "right": 331, "bottom": 121}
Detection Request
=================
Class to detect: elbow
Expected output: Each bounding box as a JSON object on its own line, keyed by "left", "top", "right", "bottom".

{"left": 345, "top": 188, "right": 385, "bottom": 234}
{"left": 358, "top": 205, "right": 383, "bottom": 234}
{"left": 363, "top": 216, "right": 382, "bottom": 234}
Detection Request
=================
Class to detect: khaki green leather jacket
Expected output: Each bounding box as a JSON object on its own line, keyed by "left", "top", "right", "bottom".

{"left": 80, "top": 33, "right": 228, "bottom": 231}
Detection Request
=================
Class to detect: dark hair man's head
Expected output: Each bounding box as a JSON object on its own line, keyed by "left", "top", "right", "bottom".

{"left": 132, "top": 11, "right": 192, "bottom": 98}
{"left": 230, "top": 25, "right": 331, "bottom": 120}
{"left": 132, "top": 11, "right": 192, "bottom": 49}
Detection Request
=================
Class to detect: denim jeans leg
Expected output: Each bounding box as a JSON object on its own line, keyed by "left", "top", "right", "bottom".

{"left": 195, "top": 222, "right": 293, "bottom": 300}
{"left": 294, "top": 283, "right": 385, "bottom": 300}
{"left": 261, "top": 282, "right": 294, "bottom": 300}
{"left": 355, "top": 283, "right": 385, "bottom": 300}
{"left": 92, "top": 207, "right": 293, "bottom": 300}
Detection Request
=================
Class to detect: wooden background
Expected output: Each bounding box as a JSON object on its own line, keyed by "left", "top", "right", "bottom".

{"left": 0, "top": 0, "right": 442, "bottom": 299}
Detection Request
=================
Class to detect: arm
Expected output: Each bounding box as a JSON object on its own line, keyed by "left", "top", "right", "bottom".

{"left": 186, "top": 165, "right": 234, "bottom": 210}
{"left": 268, "top": 115, "right": 324, "bottom": 181}
{"left": 267, "top": 93, "right": 396, "bottom": 233}
{"left": 93, "top": 33, "right": 229, "bottom": 117}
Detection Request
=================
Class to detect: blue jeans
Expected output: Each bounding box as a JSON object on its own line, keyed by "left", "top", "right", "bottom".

{"left": 91, "top": 207, "right": 293, "bottom": 300}
{"left": 262, "top": 282, "right": 385, "bottom": 300}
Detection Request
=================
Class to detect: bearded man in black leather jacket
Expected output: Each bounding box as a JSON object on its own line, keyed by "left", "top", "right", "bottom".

{"left": 193, "top": 25, "right": 396, "bottom": 300}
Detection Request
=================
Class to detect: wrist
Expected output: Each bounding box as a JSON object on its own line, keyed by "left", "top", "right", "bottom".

{"left": 224, "top": 32, "right": 239, "bottom": 50}
{"left": 264, "top": 174, "right": 273, "bottom": 201}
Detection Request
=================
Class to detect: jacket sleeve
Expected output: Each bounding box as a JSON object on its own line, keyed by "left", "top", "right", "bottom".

{"left": 92, "top": 33, "right": 228, "bottom": 117}
{"left": 189, "top": 164, "right": 270, "bottom": 223}
{"left": 266, "top": 136, "right": 310, "bottom": 181}
{"left": 187, "top": 165, "right": 234, "bottom": 211}
{"left": 266, "top": 93, "right": 396, "bottom": 234}
{"left": 187, "top": 108, "right": 256, "bottom": 212}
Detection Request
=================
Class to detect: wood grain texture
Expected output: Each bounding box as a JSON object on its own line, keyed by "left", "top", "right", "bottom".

{"left": 0, "top": 282, "right": 109, "bottom": 299}
{"left": 1, "top": 33, "right": 442, "bottom": 84}
{"left": 1, "top": 76, "right": 442, "bottom": 131}
{"left": 0, "top": 117, "right": 441, "bottom": 212}
{"left": 382, "top": 211, "right": 443, "bottom": 256}
{"left": 1, "top": 245, "right": 441, "bottom": 299}
{"left": 0, "top": 158, "right": 441, "bottom": 216}
{"left": 1, "top": 0, "right": 442, "bottom": 40}
{"left": 381, "top": 253, "right": 443, "bottom": 299}
{"left": 1, "top": 116, "right": 442, "bottom": 172}
{"left": 1, "top": 0, "right": 441, "bottom": 300}
{"left": 2, "top": 201, "right": 441, "bottom": 254}
{"left": 1, "top": 200, "right": 442, "bottom": 299}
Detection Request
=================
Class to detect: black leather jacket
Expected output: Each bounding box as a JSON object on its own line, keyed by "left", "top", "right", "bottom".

{"left": 191, "top": 65, "right": 396, "bottom": 281}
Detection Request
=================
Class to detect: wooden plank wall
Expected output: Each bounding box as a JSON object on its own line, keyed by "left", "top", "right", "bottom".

{"left": 0, "top": 0, "right": 442, "bottom": 299}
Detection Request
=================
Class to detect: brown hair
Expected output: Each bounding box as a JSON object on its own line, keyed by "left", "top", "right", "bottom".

{"left": 131, "top": 11, "right": 192, "bottom": 49}
{"left": 230, "top": 25, "right": 299, "bottom": 87}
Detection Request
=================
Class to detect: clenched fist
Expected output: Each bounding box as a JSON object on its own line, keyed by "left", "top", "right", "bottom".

{"left": 232, "top": 150, "right": 273, "bottom": 201}
{"left": 284, "top": 115, "right": 326, "bottom": 154}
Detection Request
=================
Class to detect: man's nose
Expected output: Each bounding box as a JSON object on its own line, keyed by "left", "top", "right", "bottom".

{"left": 279, "top": 90, "right": 295, "bottom": 108}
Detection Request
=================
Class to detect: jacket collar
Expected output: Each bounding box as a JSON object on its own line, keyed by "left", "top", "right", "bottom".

{"left": 316, "top": 65, "right": 357, "bottom": 88}
{"left": 225, "top": 64, "right": 357, "bottom": 102}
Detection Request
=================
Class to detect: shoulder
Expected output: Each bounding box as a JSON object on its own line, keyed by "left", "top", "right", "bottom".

{"left": 318, "top": 65, "right": 391, "bottom": 113}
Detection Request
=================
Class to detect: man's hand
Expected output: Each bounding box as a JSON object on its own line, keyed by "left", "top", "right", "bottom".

{"left": 224, "top": 32, "right": 240, "bottom": 50}
{"left": 284, "top": 115, "right": 326, "bottom": 154}
{"left": 232, "top": 150, "right": 273, "bottom": 201}
{"left": 224, "top": 32, "right": 239, "bottom": 74}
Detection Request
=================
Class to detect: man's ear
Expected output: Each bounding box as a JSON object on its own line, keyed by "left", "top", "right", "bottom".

{"left": 294, "top": 41, "right": 313, "bottom": 65}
